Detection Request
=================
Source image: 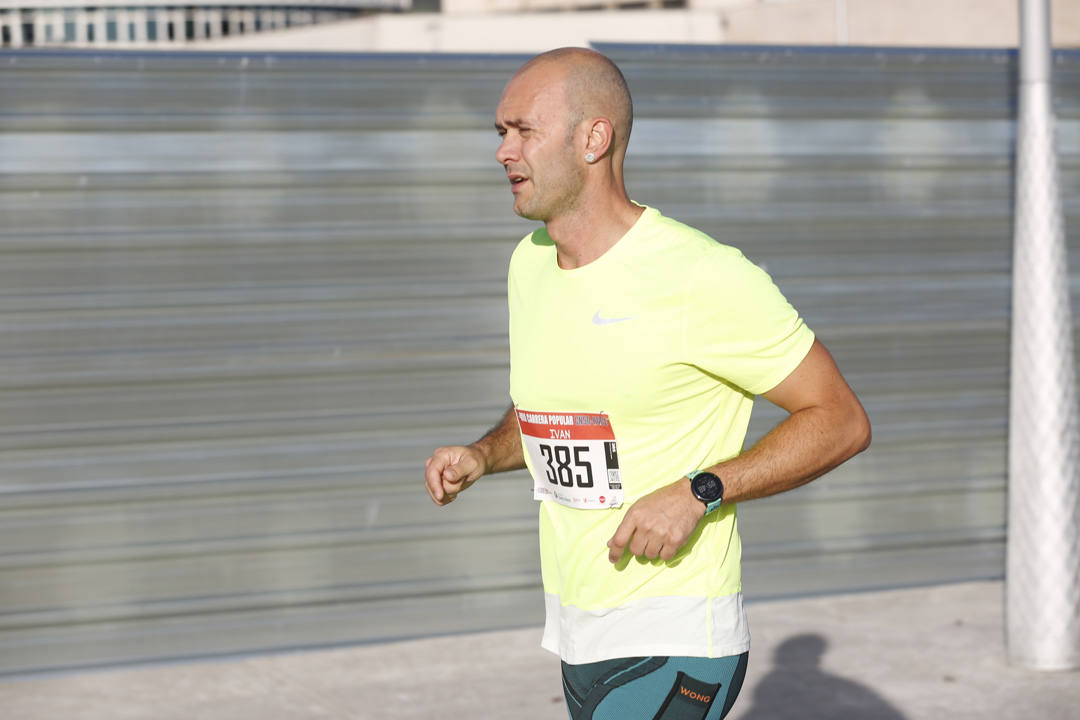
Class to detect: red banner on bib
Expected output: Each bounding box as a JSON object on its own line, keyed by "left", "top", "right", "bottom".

{"left": 515, "top": 411, "right": 616, "bottom": 441}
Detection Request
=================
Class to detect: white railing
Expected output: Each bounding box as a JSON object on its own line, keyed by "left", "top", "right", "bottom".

{"left": 0, "top": 1, "right": 409, "bottom": 47}
{"left": 0, "top": 0, "right": 406, "bottom": 8}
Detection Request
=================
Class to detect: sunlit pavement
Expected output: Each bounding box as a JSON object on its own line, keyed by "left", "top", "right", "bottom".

{"left": 2, "top": 581, "right": 1078, "bottom": 720}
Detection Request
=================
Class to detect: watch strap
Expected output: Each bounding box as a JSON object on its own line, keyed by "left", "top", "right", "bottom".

{"left": 686, "top": 470, "right": 725, "bottom": 515}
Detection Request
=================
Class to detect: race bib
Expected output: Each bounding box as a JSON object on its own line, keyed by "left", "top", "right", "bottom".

{"left": 515, "top": 409, "right": 623, "bottom": 509}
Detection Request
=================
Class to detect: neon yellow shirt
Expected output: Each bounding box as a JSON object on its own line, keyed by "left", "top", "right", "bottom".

{"left": 508, "top": 206, "right": 814, "bottom": 663}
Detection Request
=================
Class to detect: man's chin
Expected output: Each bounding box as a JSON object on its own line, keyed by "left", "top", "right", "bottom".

{"left": 513, "top": 201, "right": 547, "bottom": 222}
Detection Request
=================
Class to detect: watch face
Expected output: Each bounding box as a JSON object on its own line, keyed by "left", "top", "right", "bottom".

{"left": 692, "top": 473, "right": 723, "bottom": 502}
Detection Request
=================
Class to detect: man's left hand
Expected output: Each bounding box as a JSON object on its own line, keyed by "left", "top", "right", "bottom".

{"left": 607, "top": 477, "right": 706, "bottom": 563}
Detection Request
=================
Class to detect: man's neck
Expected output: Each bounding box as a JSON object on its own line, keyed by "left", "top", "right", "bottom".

{"left": 546, "top": 194, "right": 644, "bottom": 270}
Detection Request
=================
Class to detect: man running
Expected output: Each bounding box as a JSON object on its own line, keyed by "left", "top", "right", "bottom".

{"left": 424, "top": 47, "right": 871, "bottom": 720}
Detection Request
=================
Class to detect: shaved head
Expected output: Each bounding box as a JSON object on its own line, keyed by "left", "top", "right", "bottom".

{"left": 513, "top": 47, "right": 634, "bottom": 154}
{"left": 494, "top": 47, "right": 637, "bottom": 226}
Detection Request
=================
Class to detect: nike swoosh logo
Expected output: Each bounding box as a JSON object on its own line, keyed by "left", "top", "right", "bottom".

{"left": 592, "top": 311, "right": 636, "bottom": 325}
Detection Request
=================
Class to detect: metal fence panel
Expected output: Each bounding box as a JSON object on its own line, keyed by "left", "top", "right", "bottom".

{"left": 0, "top": 45, "right": 1075, "bottom": 676}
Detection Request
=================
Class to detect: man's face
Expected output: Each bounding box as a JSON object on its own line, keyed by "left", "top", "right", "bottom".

{"left": 494, "top": 66, "right": 584, "bottom": 222}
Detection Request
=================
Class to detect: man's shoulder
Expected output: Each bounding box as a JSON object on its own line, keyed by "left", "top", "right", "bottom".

{"left": 509, "top": 227, "right": 552, "bottom": 268}
{"left": 639, "top": 207, "right": 746, "bottom": 266}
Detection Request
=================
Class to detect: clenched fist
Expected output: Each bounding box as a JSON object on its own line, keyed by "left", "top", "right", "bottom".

{"left": 607, "top": 477, "right": 706, "bottom": 563}
{"left": 424, "top": 445, "right": 488, "bottom": 506}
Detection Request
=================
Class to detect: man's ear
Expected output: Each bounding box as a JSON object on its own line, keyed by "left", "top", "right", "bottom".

{"left": 584, "top": 117, "right": 615, "bottom": 161}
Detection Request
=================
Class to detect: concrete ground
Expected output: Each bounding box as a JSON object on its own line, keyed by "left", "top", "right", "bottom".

{"left": 2, "top": 580, "right": 1078, "bottom": 720}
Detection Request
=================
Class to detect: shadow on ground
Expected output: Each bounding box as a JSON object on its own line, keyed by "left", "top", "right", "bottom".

{"left": 737, "top": 634, "right": 906, "bottom": 720}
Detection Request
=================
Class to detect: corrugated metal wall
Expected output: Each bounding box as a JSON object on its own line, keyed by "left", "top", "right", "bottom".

{"left": 0, "top": 45, "right": 1076, "bottom": 676}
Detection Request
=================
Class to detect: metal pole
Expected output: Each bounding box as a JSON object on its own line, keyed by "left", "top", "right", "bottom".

{"left": 1008, "top": 0, "right": 1080, "bottom": 670}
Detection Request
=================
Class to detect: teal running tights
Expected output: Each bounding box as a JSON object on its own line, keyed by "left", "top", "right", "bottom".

{"left": 561, "top": 653, "right": 749, "bottom": 720}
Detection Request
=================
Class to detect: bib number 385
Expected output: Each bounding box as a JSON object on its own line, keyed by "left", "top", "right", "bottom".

{"left": 515, "top": 409, "right": 623, "bottom": 509}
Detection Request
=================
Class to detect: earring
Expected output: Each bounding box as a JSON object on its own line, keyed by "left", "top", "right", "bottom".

{"left": 585, "top": 153, "right": 596, "bottom": 163}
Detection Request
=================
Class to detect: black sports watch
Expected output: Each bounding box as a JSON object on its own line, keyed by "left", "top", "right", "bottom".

{"left": 687, "top": 470, "right": 724, "bottom": 515}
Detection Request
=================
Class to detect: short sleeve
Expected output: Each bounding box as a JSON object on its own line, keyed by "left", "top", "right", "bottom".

{"left": 684, "top": 246, "right": 815, "bottom": 395}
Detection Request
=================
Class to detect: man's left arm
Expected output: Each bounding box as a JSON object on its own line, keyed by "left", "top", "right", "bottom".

{"left": 607, "top": 339, "right": 871, "bottom": 563}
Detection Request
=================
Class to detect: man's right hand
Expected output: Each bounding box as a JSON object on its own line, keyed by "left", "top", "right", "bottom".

{"left": 424, "top": 445, "right": 488, "bottom": 506}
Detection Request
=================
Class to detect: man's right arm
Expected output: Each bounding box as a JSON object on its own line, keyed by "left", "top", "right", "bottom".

{"left": 424, "top": 404, "right": 525, "bottom": 506}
